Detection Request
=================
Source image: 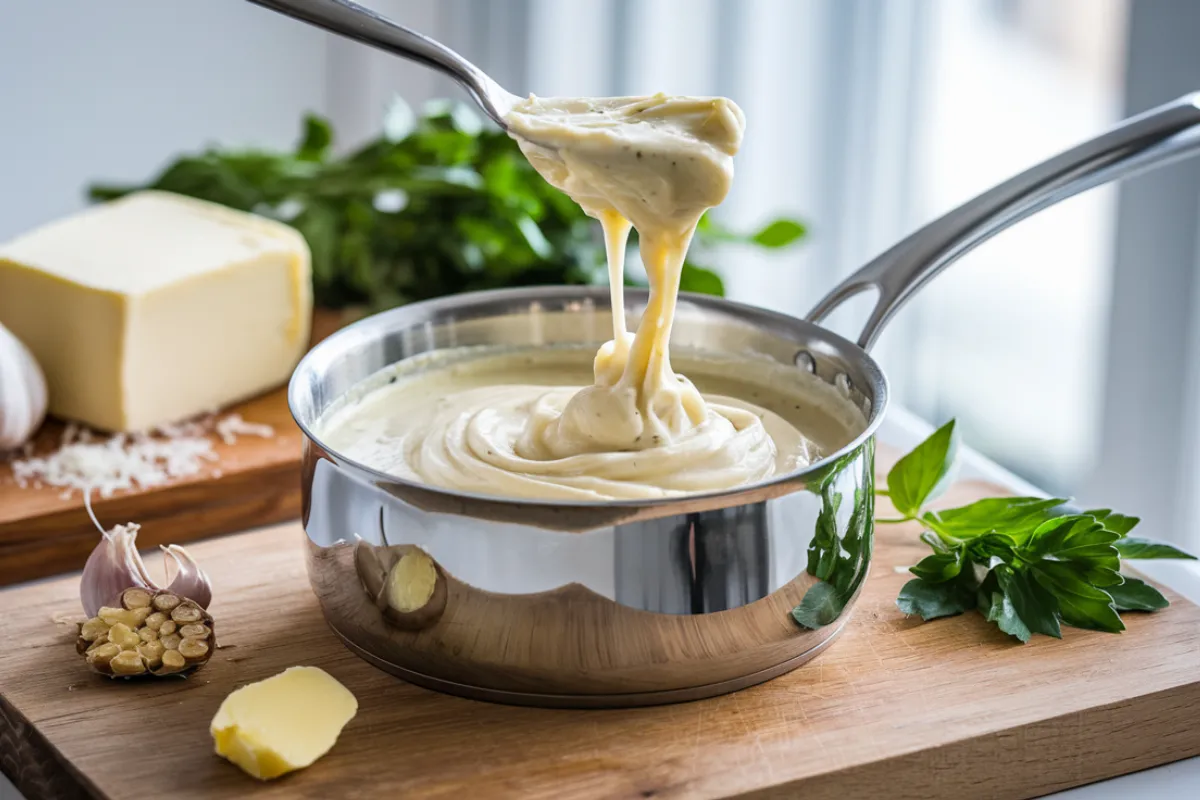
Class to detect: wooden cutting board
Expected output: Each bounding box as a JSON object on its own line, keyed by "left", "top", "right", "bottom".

{"left": 0, "top": 310, "right": 350, "bottom": 587}
{"left": 1, "top": 478, "right": 1198, "bottom": 800}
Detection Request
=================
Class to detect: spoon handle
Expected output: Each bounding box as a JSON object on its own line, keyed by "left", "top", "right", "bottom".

{"left": 245, "top": 0, "right": 515, "bottom": 126}
{"left": 808, "top": 93, "right": 1200, "bottom": 351}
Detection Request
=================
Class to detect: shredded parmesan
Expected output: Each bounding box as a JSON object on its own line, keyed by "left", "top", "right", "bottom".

{"left": 8, "top": 413, "right": 275, "bottom": 497}
{"left": 215, "top": 413, "right": 275, "bottom": 446}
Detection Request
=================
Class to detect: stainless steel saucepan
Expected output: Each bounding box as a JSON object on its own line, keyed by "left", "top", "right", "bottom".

{"left": 289, "top": 94, "right": 1200, "bottom": 708}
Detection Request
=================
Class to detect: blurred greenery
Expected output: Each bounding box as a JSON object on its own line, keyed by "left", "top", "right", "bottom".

{"left": 90, "top": 98, "right": 808, "bottom": 312}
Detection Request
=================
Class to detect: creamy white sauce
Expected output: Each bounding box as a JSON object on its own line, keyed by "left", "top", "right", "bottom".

{"left": 319, "top": 92, "right": 857, "bottom": 501}
{"left": 318, "top": 349, "right": 861, "bottom": 502}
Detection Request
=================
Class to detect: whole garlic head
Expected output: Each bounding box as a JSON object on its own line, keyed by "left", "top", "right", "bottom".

{"left": 0, "top": 321, "right": 47, "bottom": 450}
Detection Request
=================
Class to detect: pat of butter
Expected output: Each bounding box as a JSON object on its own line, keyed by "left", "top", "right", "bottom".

{"left": 0, "top": 191, "right": 311, "bottom": 432}
{"left": 211, "top": 666, "right": 357, "bottom": 780}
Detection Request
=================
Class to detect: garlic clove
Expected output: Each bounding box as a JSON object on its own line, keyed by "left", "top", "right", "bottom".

{"left": 162, "top": 544, "right": 213, "bottom": 610}
{"left": 0, "top": 321, "right": 48, "bottom": 451}
{"left": 80, "top": 522, "right": 149, "bottom": 618}
{"left": 79, "top": 491, "right": 213, "bottom": 617}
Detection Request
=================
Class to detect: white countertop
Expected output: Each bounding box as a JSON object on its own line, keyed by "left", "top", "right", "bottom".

{"left": 2, "top": 406, "right": 1196, "bottom": 799}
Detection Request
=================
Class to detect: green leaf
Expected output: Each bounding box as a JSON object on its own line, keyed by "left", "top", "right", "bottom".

{"left": 1024, "top": 516, "right": 1122, "bottom": 585}
{"left": 751, "top": 218, "right": 807, "bottom": 248}
{"left": 929, "top": 496, "right": 1066, "bottom": 539}
{"left": 296, "top": 114, "right": 334, "bottom": 162}
{"left": 995, "top": 566, "right": 1061, "bottom": 639}
{"left": 515, "top": 216, "right": 552, "bottom": 259}
{"left": 1107, "top": 576, "right": 1169, "bottom": 611}
{"left": 979, "top": 587, "right": 1032, "bottom": 643}
{"left": 919, "top": 530, "right": 948, "bottom": 553}
{"left": 909, "top": 549, "right": 964, "bottom": 583}
{"left": 679, "top": 263, "right": 725, "bottom": 296}
{"left": 1084, "top": 509, "right": 1140, "bottom": 536}
{"left": 885, "top": 420, "right": 958, "bottom": 518}
{"left": 382, "top": 96, "right": 417, "bottom": 142}
{"left": 896, "top": 577, "right": 975, "bottom": 621}
{"left": 791, "top": 582, "right": 845, "bottom": 629}
{"left": 1114, "top": 537, "right": 1197, "bottom": 560}
{"left": 1031, "top": 562, "right": 1124, "bottom": 633}
{"left": 293, "top": 203, "right": 339, "bottom": 285}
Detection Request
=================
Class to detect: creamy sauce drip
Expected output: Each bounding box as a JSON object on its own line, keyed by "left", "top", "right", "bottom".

{"left": 318, "top": 93, "right": 853, "bottom": 501}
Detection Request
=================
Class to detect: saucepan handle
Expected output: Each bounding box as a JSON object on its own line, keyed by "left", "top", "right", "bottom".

{"left": 807, "top": 93, "right": 1200, "bottom": 351}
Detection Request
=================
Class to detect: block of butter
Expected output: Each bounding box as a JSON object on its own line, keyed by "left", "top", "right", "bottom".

{"left": 211, "top": 666, "right": 358, "bottom": 780}
{"left": 0, "top": 191, "right": 311, "bottom": 432}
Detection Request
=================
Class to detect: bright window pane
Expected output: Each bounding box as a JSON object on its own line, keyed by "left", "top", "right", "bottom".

{"left": 888, "top": 0, "right": 1129, "bottom": 493}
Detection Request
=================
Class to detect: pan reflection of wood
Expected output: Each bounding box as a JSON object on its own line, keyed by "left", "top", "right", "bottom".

{"left": 309, "top": 539, "right": 823, "bottom": 697}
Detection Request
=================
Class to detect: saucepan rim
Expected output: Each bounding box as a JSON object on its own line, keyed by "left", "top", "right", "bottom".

{"left": 288, "top": 284, "right": 889, "bottom": 510}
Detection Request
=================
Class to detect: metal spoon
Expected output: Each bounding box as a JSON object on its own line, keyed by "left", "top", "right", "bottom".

{"left": 244, "top": 0, "right": 522, "bottom": 130}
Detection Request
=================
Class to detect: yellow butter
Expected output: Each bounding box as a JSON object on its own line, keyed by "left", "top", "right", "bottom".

{"left": 210, "top": 666, "right": 357, "bottom": 780}
{"left": 0, "top": 191, "right": 311, "bottom": 432}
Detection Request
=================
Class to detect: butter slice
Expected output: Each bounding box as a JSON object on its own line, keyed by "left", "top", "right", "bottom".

{"left": 0, "top": 191, "right": 311, "bottom": 431}
{"left": 211, "top": 666, "right": 357, "bottom": 780}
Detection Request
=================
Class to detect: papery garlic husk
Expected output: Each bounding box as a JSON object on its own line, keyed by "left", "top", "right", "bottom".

{"left": 0, "top": 321, "right": 48, "bottom": 450}
{"left": 80, "top": 493, "right": 213, "bottom": 617}
{"left": 161, "top": 543, "right": 213, "bottom": 610}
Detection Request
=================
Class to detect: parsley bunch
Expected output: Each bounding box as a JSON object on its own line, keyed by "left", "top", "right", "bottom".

{"left": 884, "top": 420, "right": 1196, "bottom": 642}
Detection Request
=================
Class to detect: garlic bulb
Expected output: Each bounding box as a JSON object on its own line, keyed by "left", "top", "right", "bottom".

{"left": 80, "top": 491, "right": 213, "bottom": 617}
{"left": 0, "top": 321, "right": 47, "bottom": 450}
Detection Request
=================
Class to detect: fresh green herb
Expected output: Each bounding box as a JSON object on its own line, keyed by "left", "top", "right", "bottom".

{"left": 883, "top": 419, "right": 1196, "bottom": 642}
{"left": 88, "top": 99, "right": 806, "bottom": 312}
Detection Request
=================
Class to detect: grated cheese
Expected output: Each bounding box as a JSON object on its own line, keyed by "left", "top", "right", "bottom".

{"left": 215, "top": 413, "right": 275, "bottom": 446}
{"left": 9, "top": 413, "right": 275, "bottom": 497}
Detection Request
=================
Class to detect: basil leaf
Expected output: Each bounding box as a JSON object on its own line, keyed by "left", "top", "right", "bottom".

{"left": 919, "top": 530, "right": 948, "bottom": 553}
{"left": 293, "top": 203, "right": 339, "bottom": 285}
{"left": 965, "top": 532, "right": 1018, "bottom": 564}
{"left": 909, "top": 549, "right": 964, "bottom": 583}
{"left": 1114, "top": 537, "right": 1197, "bottom": 560}
{"left": 296, "top": 114, "right": 333, "bottom": 162}
{"left": 1031, "top": 562, "right": 1124, "bottom": 633}
{"left": 979, "top": 587, "right": 1033, "bottom": 643}
{"left": 1107, "top": 576, "right": 1169, "bottom": 611}
{"left": 929, "top": 496, "right": 1066, "bottom": 539}
{"left": 1024, "top": 516, "right": 1122, "bottom": 585}
{"left": 791, "top": 582, "right": 844, "bottom": 629}
{"left": 896, "top": 577, "right": 975, "bottom": 621}
{"left": 752, "top": 218, "right": 807, "bottom": 248}
{"left": 885, "top": 420, "right": 958, "bottom": 517}
{"left": 679, "top": 263, "right": 725, "bottom": 296}
{"left": 1083, "top": 509, "right": 1140, "bottom": 536}
{"left": 995, "top": 566, "right": 1061, "bottom": 639}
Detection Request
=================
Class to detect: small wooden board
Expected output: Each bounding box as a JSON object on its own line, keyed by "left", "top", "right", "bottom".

{"left": 1, "top": 478, "right": 1198, "bottom": 800}
{"left": 0, "top": 311, "right": 349, "bottom": 587}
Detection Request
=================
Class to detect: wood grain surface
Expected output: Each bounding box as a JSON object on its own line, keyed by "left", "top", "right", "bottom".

{"left": 1, "top": 477, "right": 1198, "bottom": 800}
{"left": 0, "top": 309, "right": 350, "bottom": 587}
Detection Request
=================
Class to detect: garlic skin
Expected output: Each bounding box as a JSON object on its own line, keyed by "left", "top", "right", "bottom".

{"left": 161, "top": 544, "right": 213, "bottom": 610}
{"left": 80, "top": 493, "right": 213, "bottom": 617}
{"left": 80, "top": 521, "right": 149, "bottom": 618}
{"left": 0, "top": 321, "right": 48, "bottom": 450}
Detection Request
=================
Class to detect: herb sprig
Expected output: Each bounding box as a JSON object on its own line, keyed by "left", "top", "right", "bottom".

{"left": 88, "top": 99, "right": 807, "bottom": 312}
{"left": 884, "top": 420, "right": 1196, "bottom": 642}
